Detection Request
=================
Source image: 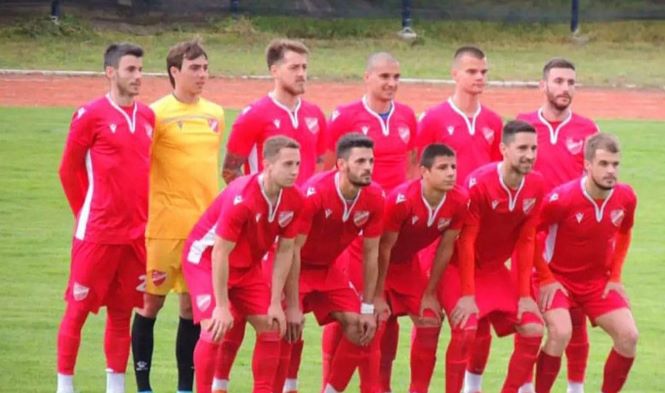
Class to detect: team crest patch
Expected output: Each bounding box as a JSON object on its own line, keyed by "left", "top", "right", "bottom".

{"left": 151, "top": 270, "right": 167, "bottom": 287}
{"left": 566, "top": 138, "right": 584, "bottom": 155}
{"left": 361, "top": 126, "right": 369, "bottom": 135}
{"left": 305, "top": 117, "right": 319, "bottom": 133}
{"left": 73, "top": 282, "right": 89, "bottom": 301}
{"left": 353, "top": 211, "right": 370, "bottom": 226}
{"left": 196, "top": 295, "right": 212, "bottom": 312}
{"left": 208, "top": 119, "right": 220, "bottom": 133}
{"left": 278, "top": 211, "right": 295, "bottom": 227}
{"left": 523, "top": 198, "right": 536, "bottom": 214}
{"left": 109, "top": 123, "right": 117, "bottom": 134}
{"left": 610, "top": 209, "right": 625, "bottom": 227}
{"left": 446, "top": 125, "right": 455, "bottom": 135}
{"left": 144, "top": 124, "right": 153, "bottom": 138}
{"left": 437, "top": 217, "right": 452, "bottom": 231}
{"left": 398, "top": 127, "right": 410, "bottom": 143}
{"left": 482, "top": 127, "right": 495, "bottom": 143}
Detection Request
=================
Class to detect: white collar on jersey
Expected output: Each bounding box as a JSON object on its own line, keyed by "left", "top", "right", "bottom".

{"left": 419, "top": 180, "right": 447, "bottom": 227}
{"left": 447, "top": 97, "right": 481, "bottom": 136}
{"left": 257, "top": 174, "right": 283, "bottom": 223}
{"left": 497, "top": 163, "right": 526, "bottom": 212}
{"left": 105, "top": 93, "right": 138, "bottom": 133}
{"left": 537, "top": 107, "right": 573, "bottom": 144}
{"left": 334, "top": 171, "right": 362, "bottom": 222}
{"left": 580, "top": 176, "right": 615, "bottom": 222}
{"left": 361, "top": 95, "right": 395, "bottom": 137}
{"left": 268, "top": 91, "right": 302, "bottom": 129}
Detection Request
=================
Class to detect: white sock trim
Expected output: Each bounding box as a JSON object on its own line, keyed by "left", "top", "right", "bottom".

{"left": 463, "top": 371, "right": 483, "bottom": 393}
{"left": 283, "top": 378, "right": 298, "bottom": 391}
{"left": 57, "top": 373, "right": 75, "bottom": 393}
{"left": 212, "top": 378, "right": 229, "bottom": 390}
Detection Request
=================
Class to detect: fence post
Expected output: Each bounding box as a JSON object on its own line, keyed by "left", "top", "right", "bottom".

{"left": 571, "top": 0, "right": 580, "bottom": 34}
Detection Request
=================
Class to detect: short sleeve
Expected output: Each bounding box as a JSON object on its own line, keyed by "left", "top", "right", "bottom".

{"left": 297, "top": 186, "right": 321, "bottom": 235}
{"left": 538, "top": 190, "right": 566, "bottom": 231}
{"left": 383, "top": 191, "right": 410, "bottom": 233}
{"left": 280, "top": 192, "right": 305, "bottom": 239}
{"left": 326, "top": 106, "right": 349, "bottom": 152}
{"left": 416, "top": 110, "right": 436, "bottom": 153}
{"left": 226, "top": 105, "right": 262, "bottom": 157}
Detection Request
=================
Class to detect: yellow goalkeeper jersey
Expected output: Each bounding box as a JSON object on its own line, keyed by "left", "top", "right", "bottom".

{"left": 146, "top": 94, "right": 225, "bottom": 238}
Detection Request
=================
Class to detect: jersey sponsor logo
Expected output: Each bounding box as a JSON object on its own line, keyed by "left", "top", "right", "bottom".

{"left": 273, "top": 119, "right": 281, "bottom": 129}
{"left": 208, "top": 119, "right": 220, "bottom": 133}
{"left": 305, "top": 117, "right": 320, "bottom": 134}
{"left": 144, "top": 124, "right": 153, "bottom": 138}
{"left": 482, "top": 127, "right": 495, "bottom": 143}
{"left": 150, "top": 270, "right": 167, "bottom": 287}
{"left": 361, "top": 126, "right": 369, "bottom": 135}
{"left": 233, "top": 195, "right": 243, "bottom": 205}
{"left": 575, "top": 212, "right": 584, "bottom": 223}
{"left": 398, "top": 127, "right": 411, "bottom": 144}
{"left": 468, "top": 177, "right": 477, "bottom": 188}
{"left": 278, "top": 211, "right": 295, "bottom": 227}
{"left": 109, "top": 123, "right": 117, "bottom": 134}
{"left": 331, "top": 109, "right": 340, "bottom": 121}
{"left": 437, "top": 217, "right": 452, "bottom": 231}
{"left": 523, "top": 198, "right": 536, "bottom": 215}
{"left": 76, "top": 107, "right": 86, "bottom": 119}
{"left": 396, "top": 193, "right": 406, "bottom": 204}
{"left": 72, "top": 282, "right": 90, "bottom": 301}
{"left": 610, "top": 209, "right": 625, "bottom": 227}
{"left": 196, "top": 294, "right": 212, "bottom": 312}
{"left": 566, "top": 138, "right": 584, "bottom": 155}
{"left": 325, "top": 208, "right": 333, "bottom": 218}
{"left": 491, "top": 200, "right": 499, "bottom": 210}
{"left": 353, "top": 210, "right": 370, "bottom": 227}
{"left": 411, "top": 215, "right": 419, "bottom": 225}
{"left": 549, "top": 193, "right": 559, "bottom": 202}
{"left": 306, "top": 187, "right": 316, "bottom": 197}
{"left": 255, "top": 213, "right": 262, "bottom": 222}
{"left": 446, "top": 125, "right": 455, "bottom": 135}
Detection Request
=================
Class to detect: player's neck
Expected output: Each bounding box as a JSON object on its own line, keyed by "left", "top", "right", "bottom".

{"left": 271, "top": 88, "right": 300, "bottom": 111}
{"left": 172, "top": 88, "right": 199, "bottom": 105}
{"left": 500, "top": 162, "right": 524, "bottom": 190}
{"left": 584, "top": 176, "right": 611, "bottom": 200}
{"left": 365, "top": 94, "right": 392, "bottom": 114}
{"left": 422, "top": 183, "right": 445, "bottom": 208}
{"left": 261, "top": 173, "right": 282, "bottom": 202}
{"left": 451, "top": 92, "right": 480, "bottom": 117}
{"left": 108, "top": 88, "right": 134, "bottom": 107}
{"left": 337, "top": 173, "right": 360, "bottom": 200}
{"left": 541, "top": 104, "right": 571, "bottom": 123}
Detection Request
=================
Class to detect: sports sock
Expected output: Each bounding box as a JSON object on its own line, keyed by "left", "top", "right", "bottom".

{"left": 566, "top": 381, "right": 584, "bottom": 393}
{"left": 327, "top": 334, "right": 367, "bottom": 391}
{"left": 501, "top": 335, "right": 542, "bottom": 393}
{"left": 467, "top": 318, "right": 492, "bottom": 374}
{"left": 535, "top": 351, "right": 562, "bottom": 393}
{"left": 321, "top": 322, "right": 343, "bottom": 388}
{"left": 566, "top": 308, "right": 589, "bottom": 384}
{"left": 447, "top": 329, "right": 476, "bottom": 393}
{"left": 518, "top": 382, "right": 535, "bottom": 393}
{"left": 56, "top": 373, "right": 75, "bottom": 393}
{"left": 211, "top": 377, "right": 228, "bottom": 392}
{"left": 105, "top": 307, "right": 132, "bottom": 373}
{"left": 409, "top": 325, "right": 441, "bottom": 393}
{"left": 286, "top": 337, "right": 304, "bottom": 380}
{"left": 57, "top": 303, "right": 89, "bottom": 375}
{"left": 359, "top": 321, "right": 385, "bottom": 393}
{"left": 272, "top": 339, "right": 292, "bottom": 393}
{"left": 194, "top": 330, "right": 219, "bottom": 393}
{"left": 463, "top": 371, "right": 483, "bottom": 393}
{"left": 601, "top": 349, "right": 634, "bottom": 393}
{"left": 131, "top": 313, "right": 156, "bottom": 392}
{"left": 214, "top": 320, "right": 246, "bottom": 381}
{"left": 106, "top": 371, "right": 125, "bottom": 393}
{"left": 176, "top": 317, "right": 200, "bottom": 392}
{"left": 283, "top": 378, "right": 298, "bottom": 392}
{"left": 252, "top": 331, "right": 281, "bottom": 393}
{"left": 380, "top": 317, "right": 399, "bottom": 392}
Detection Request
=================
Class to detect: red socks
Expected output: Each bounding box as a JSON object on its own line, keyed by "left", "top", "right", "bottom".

{"left": 501, "top": 335, "right": 541, "bottom": 392}
{"left": 467, "top": 318, "right": 492, "bottom": 374}
{"left": 287, "top": 338, "right": 304, "bottom": 379}
{"left": 446, "top": 329, "right": 476, "bottom": 393}
{"left": 327, "top": 334, "right": 368, "bottom": 391}
{"left": 321, "top": 322, "right": 343, "bottom": 388}
{"left": 566, "top": 307, "right": 589, "bottom": 383}
{"left": 380, "top": 317, "right": 399, "bottom": 392}
{"left": 272, "top": 340, "right": 293, "bottom": 393}
{"left": 535, "top": 351, "right": 562, "bottom": 393}
{"left": 601, "top": 349, "right": 634, "bottom": 393}
{"left": 194, "top": 331, "right": 219, "bottom": 393}
{"left": 409, "top": 325, "right": 441, "bottom": 393}
{"left": 104, "top": 307, "right": 132, "bottom": 372}
{"left": 252, "top": 331, "right": 281, "bottom": 393}
{"left": 214, "top": 319, "right": 246, "bottom": 381}
{"left": 57, "top": 303, "right": 89, "bottom": 374}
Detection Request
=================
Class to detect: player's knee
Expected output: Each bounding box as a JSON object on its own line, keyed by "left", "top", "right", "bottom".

{"left": 547, "top": 320, "right": 572, "bottom": 346}
{"left": 518, "top": 322, "right": 544, "bottom": 338}
{"left": 615, "top": 326, "right": 639, "bottom": 355}
{"left": 179, "top": 300, "right": 194, "bottom": 319}
{"left": 139, "top": 294, "right": 165, "bottom": 318}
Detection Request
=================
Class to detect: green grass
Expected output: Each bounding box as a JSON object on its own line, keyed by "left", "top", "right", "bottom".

{"left": 0, "top": 16, "right": 664, "bottom": 87}
{"left": 0, "top": 107, "right": 663, "bottom": 392}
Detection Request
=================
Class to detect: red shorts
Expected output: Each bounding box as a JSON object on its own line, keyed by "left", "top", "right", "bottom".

{"left": 184, "top": 259, "right": 270, "bottom": 324}
{"left": 64, "top": 238, "right": 145, "bottom": 313}
{"left": 300, "top": 263, "right": 360, "bottom": 326}
{"left": 544, "top": 276, "right": 629, "bottom": 325}
{"left": 440, "top": 264, "right": 541, "bottom": 336}
{"left": 384, "top": 259, "right": 429, "bottom": 317}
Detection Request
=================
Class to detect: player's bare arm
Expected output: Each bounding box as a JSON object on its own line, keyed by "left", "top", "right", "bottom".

{"left": 359, "top": 236, "right": 380, "bottom": 344}
{"left": 221, "top": 152, "right": 247, "bottom": 185}
{"left": 210, "top": 236, "right": 235, "bottom": 341}
{"left": 270, "top": 236, "right": 296, "bottom": 337}
{"left": 284, "top": 234, "right": 307, "bottom": 342}
{"left": 375, "top": 231, "right": 399, "bottom": 321}
{"left": 421, "top": 229, "right": 459, "bottom": 322}
{"left": 451, "top": 223, "right": 479, "bottom": 328}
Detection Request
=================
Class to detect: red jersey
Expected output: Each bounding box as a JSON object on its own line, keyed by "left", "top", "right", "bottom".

{"left": 384, "top": 180, "right": 468, "bottom": 264}
{"left": 327, "top": 97, "right": 417, "bottom": 191}
{"left": 59, "top": 95, "right": 155, "bottom": 244}
{"left": 539, "top": 178, "right": 637, "bottom": 292}
{"left": 185, "top": 174, "right": 304, "bottom": 270}
{"left": 417, "top": 98, "right": 503, "bottom": 184}
{"left": 298, "top": 170, "right": 385, "bottom": 267}
{"left": 517, "top": 109, "right": 598, "bottom": 192}
{"left": 226, "top": 94, "right": 327, "bottom": 185}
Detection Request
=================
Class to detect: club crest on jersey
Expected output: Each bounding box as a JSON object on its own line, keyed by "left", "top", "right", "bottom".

{"left": 150, "top": 270, "right": 167, "bottom": 286}
{"left": 396, "top": 193, "right": 406, "bottom": 204}
{"left": 233, "top": 195, "right": 243, "bottom": 205}
{"left": 73, "top": 282, "right": 89, "bottom": 301}
{"left": 482, "top": 127, "right": 495, "bottom": 143}
{"left": 144, "top": 124, "right": 153, "bottom": 138}
{"left": 491, "top": 200, "right": 499, "bottom": 210}
{"left": 361, "top": 126, "right": 369, "bottom": 135}
{"left": 566, "top": 138, "right": 584, "bottom": 155}
{"left": 610, "top": 209, "right": 625, "bottom": 227}
{"left": 437, "top": 217, "right": 452, "bottom": 231}
{"left": 398, "top": 127, "right": 410, "bottom": 143}
{"left": 278, "top": 211, "right": 295, "bottom": 227}
{"left": 575, "top": 212, "right": 584, "bottom": 223}
{"left": 109, "top": 123, "right": 117, "bottom": 134}
{"left": 523, "top": 198, "right": 536, "bottom": 215}
{"left": 306, "top": 187, "right": 316, "bottom": 197}
{"left": 273, "top": 119, "right": 281, "bottom": 129}
{"left": 196, "top": 295, "right": 212, "bottom": 311}
{"left": 305, "top": 117, "right": 319, "bottom": 134}
{"left": 208, "top": 119, "right": 220, "bottom": 133}
{"left": 446, "top": 125, "right": 455, "bottom": 135}
{"left": 411, "top": 215, "right": 419, "bottom": 225}
{"left": 325, "top": 209, "right": 333, "bottom": 218}
{"left": 353, "top": 211, "right": 370, "bottom": 227}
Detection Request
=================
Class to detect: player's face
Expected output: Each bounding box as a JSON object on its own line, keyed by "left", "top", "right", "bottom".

{"left": 501, "top": 132, "right": 538, "bottom": 175}
{"left": 267, "top": 147, "right": 301, "bottom": 188}
{"left": 585, "top": 149, "right": 620, "bottom": 191}
{"left": 172, "top": 55, "right": 209, "bottom": 95}
{"left": 422, "top": 155, "right": 457, "bottom": 192}
{"left": 272, "top": 50, "right": 308, "bottom": 96}
{"left": 543, "top": 67, "right": 576, "bottom": 111}
{"left": 339, "top": 147, "right": 374, "bottom": 187}
{"left": 452, "top": 55, "right": 488, "bottom": 95}
{"left": 108, "top": 55, "right": 143, "bottom": 97}
{"left": 365, "top": 60, "right": 400, "bottom": 103}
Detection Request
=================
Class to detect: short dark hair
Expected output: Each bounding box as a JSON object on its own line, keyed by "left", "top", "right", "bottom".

{"left": 336, "top": 133, "right": 374, "bottom": 160}
{"left": 420, "top": 143, "right": 455, "bottom": 169}
{"left": 104, "top": 43, "right": 143, "bottom": 69}
{"left": 266, "top": 39, "right": 309, "bottom": 69}
{"left": 263, "top": 135, "right": 300, "bottom": 161}
{"left": 543, "top": 57, "right": 575, "bottom": 79}
{"left": 454, "top": 46, "right": 485, "bottom": 62}
{"left": 166, "top": 39, "right": 208, "bottom": 88}
{"left": 585, "top": 132, "right": 620, "bottom": 161}
{"left": 502, "top": 120, "right": 536, "bottom": 144}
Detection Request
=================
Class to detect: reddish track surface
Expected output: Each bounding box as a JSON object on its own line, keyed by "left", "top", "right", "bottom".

{"left": 1, "top": 74, "right": 664, "bottom": 120}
